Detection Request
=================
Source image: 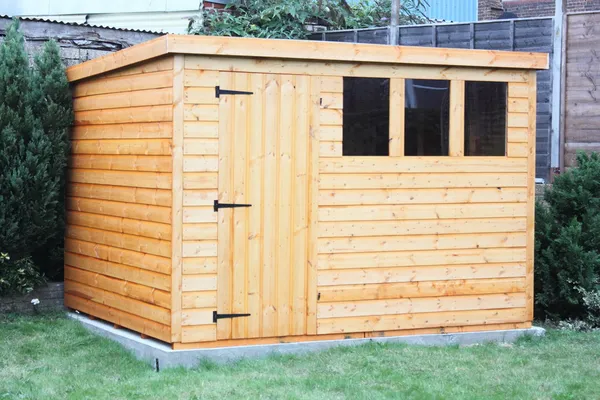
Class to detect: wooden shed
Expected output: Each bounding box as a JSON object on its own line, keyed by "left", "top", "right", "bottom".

{"left": 64, "top": 34, "right": 548, "bottom": 349}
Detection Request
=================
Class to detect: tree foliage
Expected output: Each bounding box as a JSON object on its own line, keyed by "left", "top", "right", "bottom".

{"left": 191, "top": 0, "right": 429, "bottom": 39}
{"left": 0, "top": 19, "right": 72, "bottom": 292}
{"left": 535, "top": 152, "right": 600, "bottom": 322}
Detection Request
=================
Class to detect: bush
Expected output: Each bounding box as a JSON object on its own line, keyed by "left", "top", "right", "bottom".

{"left": 0, "top": 253, "right": 44, "bottom": 296}
{"left": 0, "top": 19, "right": 72, "bottom": 289}
{"left": 535, "top": 152, "right": 600, "bottom": 325}
{"left": 193, "top": 0, "right": 428, "bottom": 39}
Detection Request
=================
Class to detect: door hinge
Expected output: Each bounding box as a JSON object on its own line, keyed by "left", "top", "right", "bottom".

{"left": 213, "top": 311, "right": 251, "bottom": 323}
{"left": 214, "top": 200, "right": 252, "bottom": 212}
{"left": 215, "top": 86, "right": 254, "bottom": 98}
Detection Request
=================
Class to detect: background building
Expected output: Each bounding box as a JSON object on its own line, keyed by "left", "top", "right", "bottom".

{"left": 0, "top": 0, "right": 229, "bottom": 34}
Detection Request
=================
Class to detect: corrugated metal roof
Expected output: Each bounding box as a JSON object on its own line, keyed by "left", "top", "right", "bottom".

{"left": 86, "top": 10, "right": 201, "bottom": 34}
{"left": 0, "top": 14, "right": 167, "bottom": 35}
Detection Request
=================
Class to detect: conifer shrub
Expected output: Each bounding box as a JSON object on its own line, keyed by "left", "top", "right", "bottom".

{"left": 535, "top": 152, "right": 600, "bottom": 326}
{"left": 0, "top": 19, "right": 72, "bottom": 294}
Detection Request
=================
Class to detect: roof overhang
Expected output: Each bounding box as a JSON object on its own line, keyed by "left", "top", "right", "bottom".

{"left": 66, "top": 34, "right": 550, "bottom": 83}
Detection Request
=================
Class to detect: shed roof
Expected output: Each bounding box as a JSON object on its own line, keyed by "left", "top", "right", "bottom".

{"left": 66, "top": 34, "right": 549, "bottom": 82}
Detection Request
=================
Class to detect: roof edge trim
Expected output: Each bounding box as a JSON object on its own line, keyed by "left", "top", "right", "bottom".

{"left": 66, "top": 34, "right": 549, "bottom": 82}
{"left": 67, "top": 35, "right": 169, "bottom": 82}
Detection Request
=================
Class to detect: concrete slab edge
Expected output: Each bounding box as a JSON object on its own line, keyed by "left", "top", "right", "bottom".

{"left": 67, "top": 312, "right": 546, "bottom": 369}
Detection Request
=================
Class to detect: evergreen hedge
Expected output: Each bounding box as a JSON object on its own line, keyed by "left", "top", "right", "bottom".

{"left": 535, "top": 152, "right": 600, "bottom": 324}
{"left": 0, "top": 19, "right": 72, "bottom": 295}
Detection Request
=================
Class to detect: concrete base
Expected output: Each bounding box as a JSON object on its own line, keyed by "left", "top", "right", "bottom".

{"left": 68, "top": 312, "right": 546, "bottom": 369}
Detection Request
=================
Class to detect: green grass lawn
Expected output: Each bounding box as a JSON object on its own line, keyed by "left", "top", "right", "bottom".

{"left": 1, "top": 313, "right": 599, "bottom": 400}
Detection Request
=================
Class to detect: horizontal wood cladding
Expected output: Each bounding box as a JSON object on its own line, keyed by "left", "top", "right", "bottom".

{"left": 100, "top": 56, "right": 174, "bottom": 79}
{"left": 66, "top": 63, "right": 175, "bottom": 343}
{"left": 319, "top": 188, "right": 527, "bottom": 206}
{"left": 74, "top": 105, "right": 172, "bottom": 125}
{"left": 182, "top": 291, "right": 216, "bottom": 309}
{"left": 71, "top": 139, "right": 173, "bottom": 155}
{"left": 67, "top": 211, "right": 170, "bottom": 241}
{"left": 174, "top": 321, "right": 531, "bottom": 349}
{"left": 318, "top": 263, "right": 526, "bottom": 286}
{"left": 183, "top": 172, "right": 218, "bottom": 189}
{"left": 183, "top": 257, "right": 217, "bottom": 274}
{"left": 65, "top": 294, "right": 171, "bottom": 342}
{"left": 66, "top": 197, "right": 171, "bottom": 224}
{"left": 67, "top": 184, "right": 171, "bottom": 207}
{"left": 65, "top": 238, "right": 171, "bottom": 275}
{"left": 320, "top": 218, "right": 526, "bottom": 238}
{"left": 318, "top": 293, "right": 527, "bottom": 319}
{"left": 182, "top": 325, "right": 217, "bottom": 343}
{"left": 319, "top": 157, "right": 527, "bottom": 173}
{"left": 317, "top": 308, "right": 528, "bottom": 334}
{"left": 73, "top": 88, "right": 173, "bottom": 112}
{"left": 320, "top": 77, "right": 343, "bottom": 157}
{"left": 176, "top": 64, "right": 220, "bottom": 343}
{"left": 69, "top": 169, "right": 172, "bottom": 190}
{"left": 65, "top": 266, "right": 171, "bottom": 309}
{"left": 318, "top": 278, "right": 527, "bottom": 302}
{"left": 318, "top": 248, "right": 526, "bottom": 270}
{"left": 64, "top": 251, "right": 170, "bottom": 291}
{"left": 66, "top": 225, "right": 171, "bottom": 258}
{"left": 65, "top": 279, "right": 171, "bottom": 325}
{"left": 73, "top": 70, "right": 173, "bottom": 97}
{"left": 185, "top": 55, "right": 534, "bottom": 82}
{"left": 71, "top": 123, "right": 173, "bottom": 140}
{"left": 184, "top": 121, "right": 218, "bottom": 138}
{"left": 319, "top": 204, "right": 527, "bottom": 221}
{"left": 316, "top": 153, "right": 530, "bottom": 332}
{"left": 70, "top": 155, "right": 172, "bottom": 172}
{"left": 319, "top": 173, "right": 527, "bottom": 189}
{"left": 318, "top": 232, "right": 526, "bottom": 253}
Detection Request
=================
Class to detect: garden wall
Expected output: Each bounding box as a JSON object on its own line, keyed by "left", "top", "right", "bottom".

{"left": 0, "top": 282, "right": 64, "bottom": 314}
{"left": 0, "top": 16, "right": 161, "bottom": 66}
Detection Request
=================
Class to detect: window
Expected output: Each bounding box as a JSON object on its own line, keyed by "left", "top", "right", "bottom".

{"left": 342, "top": 77, "right": 390, "bottom": 156}
{"left": 404, "top": 79, "right": 450, "bottom": 156}
{"left": 464, "top": 81, "right": 507, "bottom": 156}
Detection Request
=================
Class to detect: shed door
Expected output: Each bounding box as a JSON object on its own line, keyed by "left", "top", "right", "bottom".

{"left": 216, "top": 72, "right": 314, "bottom": 340}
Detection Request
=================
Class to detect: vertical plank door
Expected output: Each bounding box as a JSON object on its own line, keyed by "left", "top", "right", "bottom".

{"left": 216, "top": 72, "right": 316, "bottom": 340}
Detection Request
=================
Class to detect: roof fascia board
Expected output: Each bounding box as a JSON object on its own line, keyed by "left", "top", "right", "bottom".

{"left": 67, "top": 34, "right": 548, "bottom": 82}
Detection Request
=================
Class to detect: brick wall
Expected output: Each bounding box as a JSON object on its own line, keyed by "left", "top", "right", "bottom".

{"left": 480, "top": 0, "right": 600, "bottom": 19}
{"left": 479, "top": 0, "right": 505, "bottom": 20}
{"left": 0, "top": 282, "right": 64, "bottom": 314}
{"left": 503, "top": 0, "right": 554, "bottom": 17}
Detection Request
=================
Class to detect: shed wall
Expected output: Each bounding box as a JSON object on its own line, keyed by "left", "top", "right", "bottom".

{"left": 174, "top": 56, "right": 535, "bottom": 343}
{"left": 64, "top": 56, "right": 175, "bottom": 342}
{"left": 178, "top": 65, "right": 220, "bottom": 343}
{"left": 308, "top": 18, "right": 553, "bottom": 181}
{"left": 316, "top": 79, "right": 532, "bottom": 334}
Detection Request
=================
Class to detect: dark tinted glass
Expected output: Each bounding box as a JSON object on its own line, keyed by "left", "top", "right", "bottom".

{"left": 404, "top": 79, "right": 450, "bottom": 156}
{"left": 343, "top": 77, "right": 390, "bottom": 156}
{"left": 465, "top": 81, "right": 507, "bottom": 156}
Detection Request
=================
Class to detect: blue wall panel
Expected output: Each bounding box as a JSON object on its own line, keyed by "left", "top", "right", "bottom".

{"left": 423, "top": 0, "right": 477, "bottom": 22}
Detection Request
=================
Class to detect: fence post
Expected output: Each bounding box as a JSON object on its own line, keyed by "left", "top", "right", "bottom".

{"left": 552, "top": 0, "right": 566, "bottom": 173}
{"left": 469, "top": 23, "right": 475, "bottom": 49}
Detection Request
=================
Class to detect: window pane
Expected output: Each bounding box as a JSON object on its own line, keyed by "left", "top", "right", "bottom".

{"left": 465, "top": 81, "right": 507, "bottom": 156}
{"left": 405, "top": 79, "right": 450, "bottom": 156}
{"left": 343, "top": 77, "right": 390, "bottom": 156}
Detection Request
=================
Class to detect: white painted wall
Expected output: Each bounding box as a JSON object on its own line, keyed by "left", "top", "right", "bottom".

{"left": 1, "top": 0, "right": 203, "bottom": 16}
